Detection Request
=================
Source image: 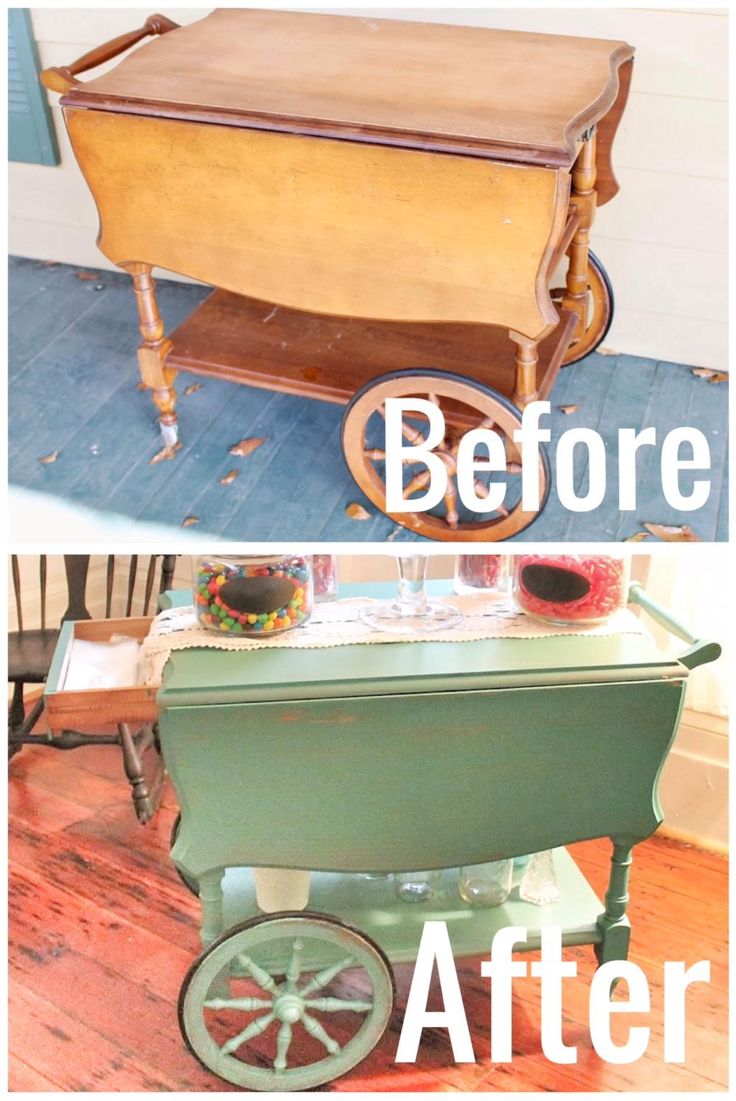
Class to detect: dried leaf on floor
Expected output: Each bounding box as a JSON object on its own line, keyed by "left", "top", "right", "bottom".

{"left": 136, "top": 381, "right": 148, "bottom": 391}
{"left": 558, "top": 404, "right": 580, "bottom": 414}
{"left": 643, "top": 523, "right": 700, "bottom": 543}
{"left": 691, "top": 368, "right": 728, "bottom": 383}
{"left": 42, "top": 260, "right": 59, "bottom": 268}
{"left": 184, "top": 383, "right": 203, "bottom": 396}
{"left": 346, "top": 502, "right": 371, "bottom": 520}
{"left": 624, "top": 532, "right": 650, "bottom": 542}
{"left": 150, "top": 442, "right": 182, "bottom": 465}
{"left": 38, "top": 450, "right": 59, "bottom": 464}
{"left": 75, "top": 270, "right": 98, "bottom": 281}
{"left": 181, "top": 515, "right": 199, "bottom": 528}
{"left": 229, "top": 436, "right": 266, "bottom": 457}
{"left": 219, "top": 469, "right": 239, "bottom": 486}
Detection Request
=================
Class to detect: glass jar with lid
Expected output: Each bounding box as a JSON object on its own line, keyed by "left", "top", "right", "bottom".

{"left": 453, "top": 554, "right": 509, "bottom": 596}
{"left": 512, "top": 553, "right": 630, "bottom": 626}
{"left": 312, "top": 554, "right": 339, "bottom": 602}
{"left": 193, "top": 554, "right": 313, "bottom": 636}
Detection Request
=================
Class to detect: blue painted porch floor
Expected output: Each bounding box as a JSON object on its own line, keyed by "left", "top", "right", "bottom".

{"left": 8, "top": 257, "right": 728, "bottom": 542}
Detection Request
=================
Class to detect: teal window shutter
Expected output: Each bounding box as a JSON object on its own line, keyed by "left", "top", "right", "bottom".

{"left": 8, "top": 8, "right": 60, "bottom": 165}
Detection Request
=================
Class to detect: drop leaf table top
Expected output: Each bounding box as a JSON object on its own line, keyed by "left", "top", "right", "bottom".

{"left": 59, "top": 9, "right": 633, "bottom": 168}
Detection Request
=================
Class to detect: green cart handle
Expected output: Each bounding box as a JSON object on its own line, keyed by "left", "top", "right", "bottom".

{"left": 628, "top": 582, "right": 721, "bottom": 671}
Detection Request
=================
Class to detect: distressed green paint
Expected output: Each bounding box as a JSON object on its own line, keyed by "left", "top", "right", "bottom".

{"left": 161, "top": 677, "right": 685, "bottom": 883}
{"left": 44, "top": 582, "right": 718, "bottom": 997}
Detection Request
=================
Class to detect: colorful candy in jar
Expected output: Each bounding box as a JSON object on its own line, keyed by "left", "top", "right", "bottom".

{"left": 193, "top": 555, "right": 313, "bottom": 636}
{"left": 454, "top": 554, "right": 508, "bottom": 595}
{"left": 512, "top": 554, "right": 629, "bottom": 625}
{"left": 312, "top": 554, "right": 338, "bottom": 601}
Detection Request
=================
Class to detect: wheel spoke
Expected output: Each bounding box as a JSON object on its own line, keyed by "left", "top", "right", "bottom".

{"left": 205, "top": 996, "right": 273, "bottom": 1012}
{"left": 473, "top": 478, "right": 491, "bottom": 499}
{"left": 364, "top": 448, "right": 386, "bottom": 461}
{"left": 221, "top": 1011, "right": 275, "bottom": 1055}
{"left": 301, "top": 1012, "right": 341, "bottom": 1055}
{"left": 274, "top": 1021, "right": 293, "bottom": 1072}
{"left": 403, "top": 469, "right": 431, "bottom": 498}
{"left": 304, "top": 997, "right": 373, "bottom": 1013}
{"left": 236, "top": 953, "right": 279, "bottom": 995}
{"left": 400, "top": 419, "right": 426, "bottom": 446}
{"left": 478, "top": 416, "right": 495, "bottom": 431}
{"left": 285, "top": 937, "right": 304, "bottom": 992}
{"left": 299, "top": 955, "right": 355, "bottom": 997}
{"left": 443, "top": 479, "right": 459, "bottom": 528}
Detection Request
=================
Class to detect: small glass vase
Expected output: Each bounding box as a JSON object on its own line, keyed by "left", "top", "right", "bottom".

{"left": 458, "top": 860, "right": 513, "bottom": 907}
{"left": 395, "top": 870, "right": 443, "bottom": 903}
{"left": 453, "top": 554, "right": 509, "bottom": 596}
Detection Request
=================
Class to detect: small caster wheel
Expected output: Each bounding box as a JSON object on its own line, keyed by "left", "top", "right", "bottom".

{"left": 341, "top": 369, "right": 550, "bottom": 541}
{"left": 552, "top": 250, "right": 614, "bottom": 366}
{"left": 170, "top": 812, "right": 199, "bottom": 896}
{"left": 179, "top": 911, "right": 395, "bottom": 1091}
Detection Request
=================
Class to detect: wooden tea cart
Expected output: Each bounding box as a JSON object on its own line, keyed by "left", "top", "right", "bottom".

{"left": 42, "top": 10, "right": 634, "bottom": 541}
{"left": 43, "top": 582, "right": 720, "bottom": 1090}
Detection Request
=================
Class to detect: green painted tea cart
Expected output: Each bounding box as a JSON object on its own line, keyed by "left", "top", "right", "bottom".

{"left": 43, "top": 582, "right": 720, "bottom": 1090}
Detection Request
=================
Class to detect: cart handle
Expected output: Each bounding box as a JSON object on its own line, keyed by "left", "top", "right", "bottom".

{"left": 628, "top": 582, "right": 721, "bottom": 671}
{"left": 40, "top": 14, "right": 179, "bottom": 95}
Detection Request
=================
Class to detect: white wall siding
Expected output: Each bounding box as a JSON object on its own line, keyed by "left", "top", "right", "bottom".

{"left": 10, "top": 6, "right": 728, "bottom": 368}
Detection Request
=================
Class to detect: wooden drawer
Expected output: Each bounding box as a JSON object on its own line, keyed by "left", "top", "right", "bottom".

{"left": 45, "top": 617, "right": 157, "bottom": 730}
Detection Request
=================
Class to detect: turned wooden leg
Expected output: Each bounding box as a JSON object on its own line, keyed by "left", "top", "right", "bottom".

{"left": 595, "top": 839, "right": 633, "bottom": 969}
{"left": 563, "top": 130, "right": 598, "bottom": 340}
{"left": 509, "top": 331, "right": 540, "bottom": 408}
{"left": 124, "top": 262, "right": 178, "bottom": 447}
{"left": 9, "top": 682, "right": 26, "bottom": 733}
{"left": 199, "top": 868, "right": 229, "bottom": 995}
{"left": 200, "top": 869, "right": 225, "bottom": 948}
{"left": 118, "top": 721, "right": 163, "bottom": 825}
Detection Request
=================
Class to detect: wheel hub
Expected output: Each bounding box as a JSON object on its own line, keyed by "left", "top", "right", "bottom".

{"left": 274, "top": 992, "right": 303, "bottom": 1024}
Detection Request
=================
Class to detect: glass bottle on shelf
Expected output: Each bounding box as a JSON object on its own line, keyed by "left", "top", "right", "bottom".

{"left": 394, "top": 869, "right": 443, "bottom": 902}
{"left": 458, "top": 859, "right": 513, "bottom": 907}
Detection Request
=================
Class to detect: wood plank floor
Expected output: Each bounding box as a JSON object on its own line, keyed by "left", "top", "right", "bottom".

{"left": 8, "top": 257, "right": 728, "bottom": 541}
{"left": 8, "top": 740, "right": 729, "bottom": 1092}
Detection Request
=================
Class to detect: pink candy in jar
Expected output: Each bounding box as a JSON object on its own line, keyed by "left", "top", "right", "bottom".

{"left": 454, "top": 555, "right": 508, "bottom": 596}
{"left": 312, "top": 554, "right": 338, "bottom": 602}
{"left": 512, "top": 555, "right": 629, "bottom": 625}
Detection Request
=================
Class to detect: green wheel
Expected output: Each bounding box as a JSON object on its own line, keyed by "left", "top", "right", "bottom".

{"left": 178, "top": 911, "right": 395, "bottom": 1091}
{"left": 169, "top": 812, "right": 199, "bottom": 896}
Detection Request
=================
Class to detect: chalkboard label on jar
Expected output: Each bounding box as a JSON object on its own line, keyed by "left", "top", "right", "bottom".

{"left": 220, "top": 576, "right": 296, "bottom": 615}
{"left": 520, "top": 564, "right": 591, "bottom": 605}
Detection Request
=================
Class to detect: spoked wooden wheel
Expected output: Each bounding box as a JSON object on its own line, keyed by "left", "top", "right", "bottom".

{"left": 170, "top": 812, "right": 199, "bottom": 896}
{"left": 179, "top": 912, "right": 395, "bottom": 1091}
{"left": 553, "top": 250, "right": 614, "bottom": 366}
{"left": 341, "top": 369, "right": 550, "bottom": 541}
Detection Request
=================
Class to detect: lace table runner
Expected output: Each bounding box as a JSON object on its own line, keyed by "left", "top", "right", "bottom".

{"left": 138, "top": 595, "right": 650, "bottom": 686}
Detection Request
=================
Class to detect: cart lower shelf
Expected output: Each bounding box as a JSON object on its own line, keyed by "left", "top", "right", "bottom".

{"left": 218, "top": 848, "right": 603, "bottom": 965}
{"left": 167, "top": 289, "right": 577, "bottom": 416}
